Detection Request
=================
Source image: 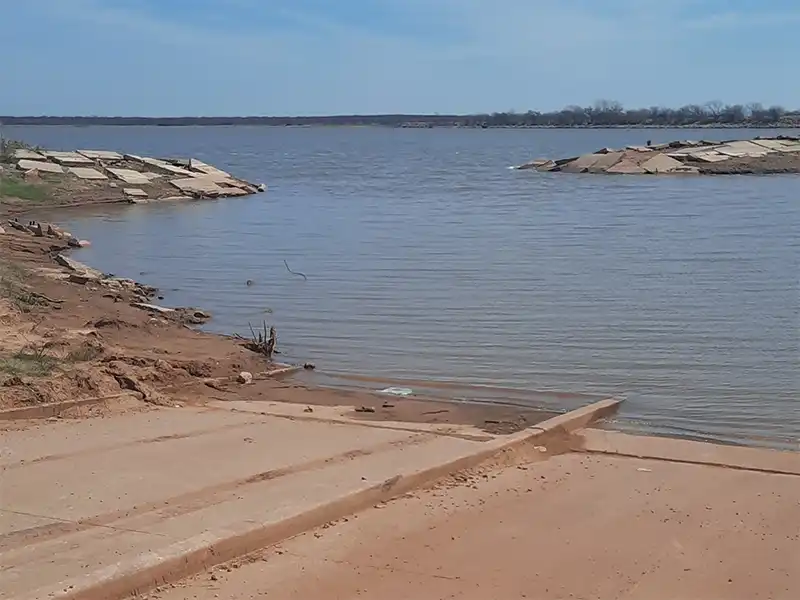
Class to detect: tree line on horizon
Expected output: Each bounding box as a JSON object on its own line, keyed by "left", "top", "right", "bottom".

{"left": 1, "top": 101, "right": 797, "bottom": 127}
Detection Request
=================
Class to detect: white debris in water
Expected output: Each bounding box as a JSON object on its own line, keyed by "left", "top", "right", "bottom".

{"left": 378, "top": 387, "right": 413, "bottom": 397}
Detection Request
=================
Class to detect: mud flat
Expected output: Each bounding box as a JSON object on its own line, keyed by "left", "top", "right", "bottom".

{"left": 0, "top": 146, "right": 265, "bottom": 213}
{"left": 517, "top": 135, "right": 800, "bottom": 175}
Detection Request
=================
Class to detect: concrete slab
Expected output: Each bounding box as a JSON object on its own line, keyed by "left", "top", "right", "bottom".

{"left": 139, "top": 157, "right": 195, "bottom": 177}
{"left": 68, "top": 167, "right": 107, "bottom": 180}
{"left": 536, "top": 160, "right": 558, "bottom": 172}
{"left": 16, "top": 160, "right": 64, "bottom": 174}
{"left": 715, "top": 147, "right": 767, "bottom": 158}
{"left": 516, "top": 158, "right": 551, "bottom": 170}
{"left": 170, "top": 176, "right": 226, "bottom": 196}
{"left": 123, "top": 188, "right": 148, "bottom": 198}
{"left": 715, "top": 140, "right": 771, "bottom": 157}
{"left": 605, "top": 159, "right": 645, "bottom": 175}
{"left": 13, "top": 149, "right": 45, "bottom": 160}
{"left": 217, "top": 186, "right": 250, "bottom": 196}
{"left": 43, "top": 151, "right": 94, "bottom": 166}
{"left": 689, "top": 151, "right": 730, "bottom": 163}
{"left": 190, "top": 159, "right": 231, "bottom": 179}
{"left": 640, "top": 154, "right": 686, "bottom": 174}
{"left": 587, "top": 151, "right": 624, "bottom": 173}
{"left": 77, "top": 150, "right": 123, "bottom": 161}
{"left": 666, "top": 145, "right": 720, "bottom": 156}
{"left": 107, "top": 168, "right": 151, "bottom": 185}
{"left": 561, "top": 153, "right": 603, "bottom": 173}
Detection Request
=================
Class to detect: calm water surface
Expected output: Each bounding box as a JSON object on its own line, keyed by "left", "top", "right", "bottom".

{"left": 10, "top": 126, "right": 799, "bottom": 449}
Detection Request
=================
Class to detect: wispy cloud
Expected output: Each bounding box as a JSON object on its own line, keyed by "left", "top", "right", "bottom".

{"left": 2, "top": 0, "right": 799, "bottom": 115}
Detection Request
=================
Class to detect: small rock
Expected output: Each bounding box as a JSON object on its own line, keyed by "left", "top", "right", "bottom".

{"left": 68, "top": 273, "right": 94, "bottom": 285}
{"left": 256, "top": 183, "right": 266, "bottom": 192}
{"left": 237, "top": 371, "right": 253, "bottom": 384}
{"left": 0, "top": 225, "right": 5, "bottom": 234}
{"left": 303, "top": 362, "right": 316, "bottom": 370}
{"left": 47, "top": 416, "right": 59, "bottom": 422}
{"left": 47, "top": 224, "right": 65, "bottom": 239}
{"left": 77, "top": 240, "right": 91, "bottom": 248}
{"left": 355, "top": 406, "right": 376, "bottom": 413}
{"left": 303, "top": 406, "right": 314, "bottom": 413}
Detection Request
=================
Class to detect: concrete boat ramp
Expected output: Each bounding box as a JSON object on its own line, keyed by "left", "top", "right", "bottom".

{"left": 10, "top": 149, "right": 264, "bottom": 203}
{"left": 3, "top": 396, "right": 798, "bottom": 600}
{"left": 1, "top": 397, "right": 617, "bottom": 600}
{"left": 518, "top": 135, "right": 800, "bottom": 175}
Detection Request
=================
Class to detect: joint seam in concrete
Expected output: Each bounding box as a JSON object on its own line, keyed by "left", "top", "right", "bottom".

{"left": 578, "top": 449, "right": 800, "bottom": 477}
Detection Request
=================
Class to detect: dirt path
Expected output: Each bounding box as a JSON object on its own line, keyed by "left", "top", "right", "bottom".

{"left": 149, "top": 433, "right": 800, "bottom": 600}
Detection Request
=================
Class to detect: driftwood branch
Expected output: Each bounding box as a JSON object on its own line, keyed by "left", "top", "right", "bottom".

{"left": 283, "top": 260, "right": 307, "bottom": 280}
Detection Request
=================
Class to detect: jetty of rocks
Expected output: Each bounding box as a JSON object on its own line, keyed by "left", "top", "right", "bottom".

{"left": 7, "top": 148, "right": 265, "bottom": 203}
{"left": 516, "top": 136, "right": 800, "bottom": 175}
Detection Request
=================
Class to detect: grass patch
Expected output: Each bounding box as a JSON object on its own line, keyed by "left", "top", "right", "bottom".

{"left": 0, "top": 137, "right": 42, "bottom": 163}
{"left": 0, "top": 348, "right": 59, "bottom": 378}
{"left": 0, "top": 175, "right": 51, "bottom": 202}
{"left": 0, "top": 263, "right": 48, "bottom": 312}
{"left": 66, "top": 344, "right": 104, "bottom": 363}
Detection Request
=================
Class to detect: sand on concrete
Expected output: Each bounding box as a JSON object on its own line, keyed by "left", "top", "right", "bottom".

{"left": 149, "top": 430, "right": 800, "bottom": 600}
{"left": 0, "top": 399, "right": 616, "bottom": 599}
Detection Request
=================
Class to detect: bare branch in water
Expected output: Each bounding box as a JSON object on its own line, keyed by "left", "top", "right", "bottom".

{"left": 241, "top": 321, "right": 277, "bottom": 360}
{"left": 284, "top": 260, "right": 307, "bottom": 280}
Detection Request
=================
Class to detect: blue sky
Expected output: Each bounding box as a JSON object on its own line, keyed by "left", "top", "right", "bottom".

{"left": 2, "top": 0, "right": 799, "bottom": 116}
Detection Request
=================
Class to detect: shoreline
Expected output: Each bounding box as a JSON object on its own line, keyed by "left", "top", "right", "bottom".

{"left": 0, "top": 211, "right": 560, "bottom": 435}
{"left": 3, "top": 212, "right": 795, "bottom": 451}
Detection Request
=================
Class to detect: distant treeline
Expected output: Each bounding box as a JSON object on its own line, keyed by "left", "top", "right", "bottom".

{"left": 2, "top": 101, "right": 798, "bottom": 128}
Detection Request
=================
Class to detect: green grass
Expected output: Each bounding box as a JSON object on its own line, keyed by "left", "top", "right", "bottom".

{"left": 0, "top": 176, "right": 51, "bottom": 202}
{"left": 0, "top": 348, "right": 58, "bottom": 378}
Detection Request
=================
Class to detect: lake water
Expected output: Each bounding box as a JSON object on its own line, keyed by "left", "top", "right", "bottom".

{"left": 8, "top": 125, "right": 799, "bottom": 449}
